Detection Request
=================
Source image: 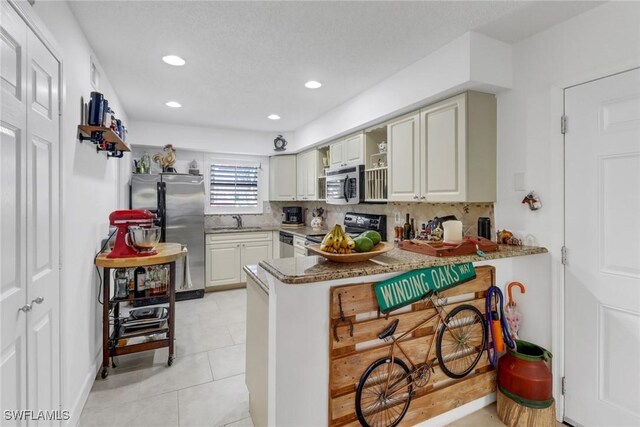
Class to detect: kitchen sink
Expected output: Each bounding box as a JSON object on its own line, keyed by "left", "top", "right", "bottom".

{"left": 207, "top": 226, "right": 268, "bottom": 233}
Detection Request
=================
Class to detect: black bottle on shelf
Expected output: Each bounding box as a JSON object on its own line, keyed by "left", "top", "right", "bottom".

{"left": 134, "top": 266, "right": 147, "bottom": 298}
{"left": 88, "top": 91, "right": 104, "bottom": 126}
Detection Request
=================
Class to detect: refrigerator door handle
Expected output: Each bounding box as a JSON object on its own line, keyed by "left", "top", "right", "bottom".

{"left": 157, "top": 181, "right": 166, "bottom": 242}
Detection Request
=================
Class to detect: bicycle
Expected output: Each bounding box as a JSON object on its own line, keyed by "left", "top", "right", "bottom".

{"left": 355, "top": 290, "right": 487, "bottom": 427}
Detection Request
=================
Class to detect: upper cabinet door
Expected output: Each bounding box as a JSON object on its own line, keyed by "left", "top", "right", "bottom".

{"left": 329, "top": 140, "right": 344, "bottom": 168}
{"left": 296, "top": 153, "right": 305, "bottom": 199}
{"left": 269, "top": 155, "right": 297, "bottom": 201}
{"left": 387, "top": 113, "right": 421, "bottom": 201}
{"left": 344, "top": 133, "right": 363, "bottom": 166}
{"left": 421, "top": 93, "right": 466, "bottom": 202}
{"left": 305, "top": 150, "right": 318, "bottom": 200}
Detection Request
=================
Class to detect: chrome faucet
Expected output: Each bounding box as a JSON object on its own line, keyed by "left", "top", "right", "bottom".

{"left": 231, "top": 215, "right": 242, "bottom": 229}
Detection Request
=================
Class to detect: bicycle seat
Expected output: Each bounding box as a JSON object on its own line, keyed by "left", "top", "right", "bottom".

{"left": 378, "top": 319, "right": 399, "bottom": 340}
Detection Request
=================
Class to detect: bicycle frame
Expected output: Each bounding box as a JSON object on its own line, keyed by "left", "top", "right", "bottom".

{"left": 382, "top": 294, "right": 451, "bottom": 397}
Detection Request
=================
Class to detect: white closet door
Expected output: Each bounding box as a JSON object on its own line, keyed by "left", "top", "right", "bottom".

{"left": 0, "top": 1, "right": 29, "bottom": 417}
{"left": 25, "top": 27, "right": 61, "bottom": 416}
{"left": 564, "top": 68, "right": 640, "bottom": 426}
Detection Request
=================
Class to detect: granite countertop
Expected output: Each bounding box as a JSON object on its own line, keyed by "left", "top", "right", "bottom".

{"left": 205, "top": 226, "right": 279, "bottom": 234}
{"left": 259, "top": 245, "right": 548, "bottom": 285}
{"left": 243, "top": 264, "right": 269, "bottom": 294}
{"left": 205, "top": 225, "right": 328, "bottom": 238}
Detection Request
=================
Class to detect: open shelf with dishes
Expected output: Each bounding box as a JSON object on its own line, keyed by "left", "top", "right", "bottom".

{"left": 364, "top": 124, "right": 388, "bottom": 201}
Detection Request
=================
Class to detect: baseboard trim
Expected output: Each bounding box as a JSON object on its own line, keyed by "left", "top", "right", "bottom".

{"left": 65, "top": 353, "right": 101, "bottom": 427}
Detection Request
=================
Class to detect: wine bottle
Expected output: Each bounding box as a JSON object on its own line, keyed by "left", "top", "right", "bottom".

{"left": 134, "top": 266, "right": 146, "bottom": 299}
{"left": 410, "top": 218, "right": 415, "bottom": 239}
{"left": 403, "top": 214, "right": 411, "bottom": 240}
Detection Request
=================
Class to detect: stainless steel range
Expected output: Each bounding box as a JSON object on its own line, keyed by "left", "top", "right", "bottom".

{"left": 305, "top": 213, "right": 387, "bottom": 248}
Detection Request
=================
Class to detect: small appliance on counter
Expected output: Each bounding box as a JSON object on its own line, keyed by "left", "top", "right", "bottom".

{"left": 305, "top": 212, "right": 387, "bottom": 250}
{"left": 282, "top": 206, "right": 304, "bottom": 226}
{"left": 107, "top": 209, "right": 161, "bottom": 258}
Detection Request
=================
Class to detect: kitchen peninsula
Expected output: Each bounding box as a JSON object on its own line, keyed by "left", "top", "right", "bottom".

{"left": 246, "top": 245, "right": 550, "bottom": 427}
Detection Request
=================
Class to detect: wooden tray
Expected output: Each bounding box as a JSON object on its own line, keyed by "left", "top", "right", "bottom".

{"left": 399, "top": 236, "right": 498, "bottom": 257}
{"left": 306, "top": 242, "right": 394, "bottom": 263}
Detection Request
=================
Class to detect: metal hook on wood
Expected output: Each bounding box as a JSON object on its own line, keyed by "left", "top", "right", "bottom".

{"left": 333, "top": 293, "right": 353, "bottom": 342}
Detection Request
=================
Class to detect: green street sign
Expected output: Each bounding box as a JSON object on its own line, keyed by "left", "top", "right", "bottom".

{"left": 374, "top": 263, "right": 476, "bottom": 313}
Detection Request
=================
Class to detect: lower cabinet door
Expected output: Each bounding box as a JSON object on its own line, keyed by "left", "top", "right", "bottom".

{"left": 241, "top": 241, "right": 273, "bottom": 282}
{"left": 206, "top": 242, "right": 242, "bottom": 288}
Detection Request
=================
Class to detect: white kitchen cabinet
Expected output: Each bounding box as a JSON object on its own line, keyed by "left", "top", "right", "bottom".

{"left": 269, "top": 155, "right": 297, "bottom": 201}
{"left": 241, "top": 240, "right": 273, "bottom": 282}
{"left": 206, "top": 242, "right": 242, "bottom": 287}
{"left": 387, "top": 91, "right": 496, "bottom": 202}
{"left": 206, "top": 232, "right": 273, "bottom": 288}
{"left": 420, "top": 92, "right": 496, "bottom": 202}
{"left": 387, "top": 113, "right": 421, "bottom": 201}
{"left": 293, "top": 236, "right": 307, "bottom": 257}
{"left": 329, "top": 132, "right": 364, "bottom": 168}
{"left": 296, "top": 149, "right": 318, "bottom": 201}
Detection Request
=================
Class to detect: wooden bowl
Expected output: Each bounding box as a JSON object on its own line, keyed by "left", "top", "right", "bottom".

{"left": 306, "top": 242, "right": 394, "bottom": 263}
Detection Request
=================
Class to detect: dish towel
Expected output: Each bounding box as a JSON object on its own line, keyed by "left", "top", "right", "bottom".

{"left": 181, "top": 246, "right": 193, "bottom": 289}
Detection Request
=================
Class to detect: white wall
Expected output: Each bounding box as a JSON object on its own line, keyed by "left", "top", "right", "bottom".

{"left": 129, "top": 120, "right": 292, "bottom": 157}
{"left": 494, "top": 1, "right": 640, "bottom": 417}
{"left": 29, "top": 2, "right": 130, "bottom": 425}
{"left": 291, "top": 32, "right": 512, "bottom": 151}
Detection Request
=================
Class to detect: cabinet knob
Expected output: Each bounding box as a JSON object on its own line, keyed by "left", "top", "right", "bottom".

{"left": 18, "top": 304, "right": 32, "bottom": 313}
{"left": 413, "top": 195, "right": 419, "bottom": 200}
{"left": 420, "top": 196, "right": 426, "bottom": 200}
{"left": 31, "top": 297, "right": 44, "bottom": 305}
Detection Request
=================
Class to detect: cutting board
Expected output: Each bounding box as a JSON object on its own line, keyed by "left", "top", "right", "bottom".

{"left": 399, "top": 236, "right": 499, "bottom": 257}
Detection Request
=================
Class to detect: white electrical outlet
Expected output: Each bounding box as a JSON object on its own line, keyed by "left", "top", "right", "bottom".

{"left": 395, "top": 213, "right": 400, "bottom": 224}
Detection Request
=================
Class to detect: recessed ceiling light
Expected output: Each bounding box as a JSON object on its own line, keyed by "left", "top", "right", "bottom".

{"left": 165, "top": 101, "right": 182, "bottom": 108}
{"left": 268, "top": 114, "right": 281, "bottom": 120}
{"left": 162, "top": 55, "right": 186, "bottom": 66}
{"left": 305, "top": 80, "right": 322, "bottom": 89}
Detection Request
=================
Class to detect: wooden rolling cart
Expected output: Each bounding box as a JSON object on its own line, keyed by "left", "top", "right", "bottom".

{"left": 94, "top": 243, "right": 185, "bottom": 379}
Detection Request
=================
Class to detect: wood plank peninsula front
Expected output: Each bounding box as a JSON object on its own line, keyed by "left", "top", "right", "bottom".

{"left": 245, "top": 245, "right": 550, "bottom": 427}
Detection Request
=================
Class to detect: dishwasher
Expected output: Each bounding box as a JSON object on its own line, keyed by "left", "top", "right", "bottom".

{"left": 279, "top": 231, "right": 294, "bottom": 258}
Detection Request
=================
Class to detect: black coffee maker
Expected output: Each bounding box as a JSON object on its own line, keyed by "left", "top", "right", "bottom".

{"left": 282, "top": 206, "right": 303, "bottom": 224}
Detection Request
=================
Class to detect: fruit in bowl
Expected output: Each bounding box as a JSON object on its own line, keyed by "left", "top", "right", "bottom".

{"left": 320, "top": 225, "right": 355, "bottom": 254}
{"left": 320, "top": 227, "right": 384, "bottom": 254}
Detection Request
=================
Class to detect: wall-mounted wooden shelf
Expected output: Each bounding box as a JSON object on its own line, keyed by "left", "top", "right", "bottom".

{"left": 77, "top": 125, "right": 130, "bottom": 153}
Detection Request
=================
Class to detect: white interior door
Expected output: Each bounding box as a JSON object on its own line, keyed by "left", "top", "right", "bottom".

{"left": 25, "top": 26, "right": 60, "bottom": 417}
{"left": 565, "top": 68, "right": 640, "bottom": 427}
{"left": 1, "top": 1, "right": 29, "bottom": 417}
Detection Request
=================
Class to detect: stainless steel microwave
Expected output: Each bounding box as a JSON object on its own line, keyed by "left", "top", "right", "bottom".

{"left": 325, "top": 165, "right": 365, "bottom": 205}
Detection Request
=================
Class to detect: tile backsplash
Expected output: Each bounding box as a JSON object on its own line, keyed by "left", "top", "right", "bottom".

{"left": 206, "top": 201, "right": 494, "bottom": 241}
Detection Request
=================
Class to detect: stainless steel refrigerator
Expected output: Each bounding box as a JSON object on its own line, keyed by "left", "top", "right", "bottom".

{"left": 130, "top": 173, "right": 205, "bottom": 301}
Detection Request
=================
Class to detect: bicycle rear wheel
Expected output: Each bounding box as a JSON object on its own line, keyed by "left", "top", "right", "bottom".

{"left": 355, "top": 357, "right": 412, "bottom": 427}
{"left": 436, "top": 304, "right": 486, "bottom": 379}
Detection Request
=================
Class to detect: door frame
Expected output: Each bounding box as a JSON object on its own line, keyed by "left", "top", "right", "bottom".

{"left": 553, "top": 61, "right": 640, "bottom": 422}
{"left": 7, "top": 0, "right": 65, "bottom": 417}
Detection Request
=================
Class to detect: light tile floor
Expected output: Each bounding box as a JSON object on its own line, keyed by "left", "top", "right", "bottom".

{"left": 80, "top": 288, "right": 557, "bottom": 427}
{"left": 79, "top": 289, "right": 253, "bottom": 427}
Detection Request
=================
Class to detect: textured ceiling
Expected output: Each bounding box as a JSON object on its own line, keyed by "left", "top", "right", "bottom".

{"left": 67, "top": 1, "right": 601, "bottom": 133}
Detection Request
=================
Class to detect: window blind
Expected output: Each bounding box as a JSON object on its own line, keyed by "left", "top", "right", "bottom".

{"left": 210, "top": 163, "right": 259, "bottom": 206}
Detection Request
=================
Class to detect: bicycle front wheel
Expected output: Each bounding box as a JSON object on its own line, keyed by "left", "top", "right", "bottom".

{"left": 436, "top": 304, "right": 487, "bottom": 379}
{"left": 355, "top": 357, "right": 412, "bottom": 427}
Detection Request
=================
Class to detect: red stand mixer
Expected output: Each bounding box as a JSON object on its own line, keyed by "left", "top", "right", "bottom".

{"left": 108, "top": 209, "right": 160, "bottom": 258}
